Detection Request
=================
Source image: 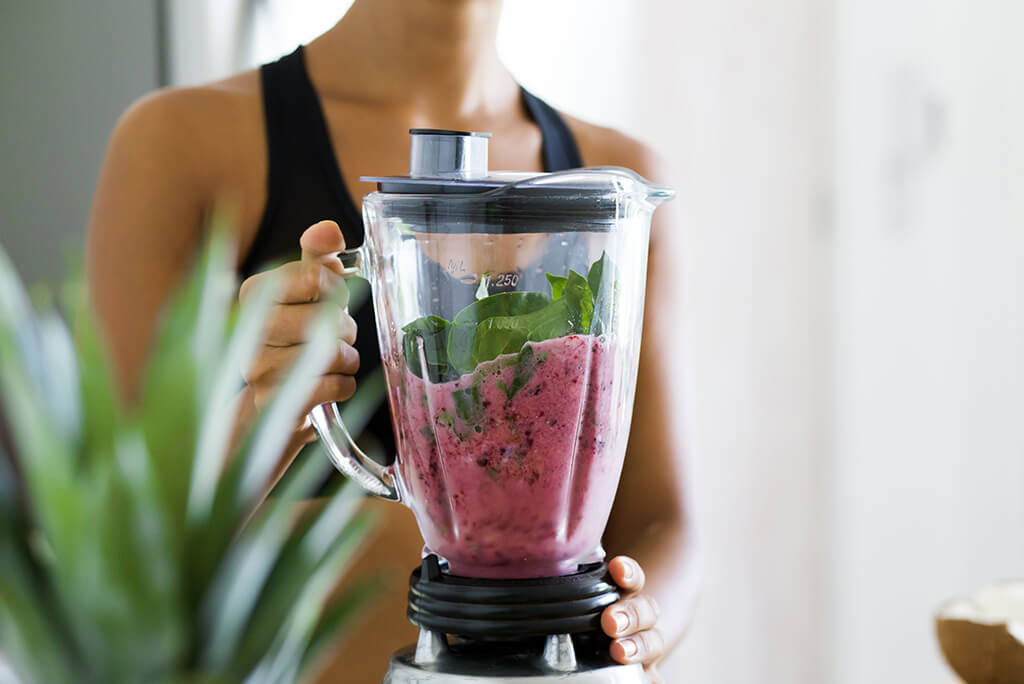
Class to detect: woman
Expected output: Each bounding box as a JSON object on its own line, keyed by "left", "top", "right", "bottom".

{"left": 87, "top": 0, "right": 698, "bottom": 681}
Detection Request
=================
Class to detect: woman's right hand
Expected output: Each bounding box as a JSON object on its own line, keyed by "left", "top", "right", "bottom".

{"left": 237, "top": 220, "right": 360, "bottom": 443}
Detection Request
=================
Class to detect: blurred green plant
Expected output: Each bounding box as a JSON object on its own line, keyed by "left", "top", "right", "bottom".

{"left": 0, "top": 226, "right": 381, "bottom": 683}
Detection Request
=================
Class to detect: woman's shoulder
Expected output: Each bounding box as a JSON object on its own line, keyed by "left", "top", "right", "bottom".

{"left": 558, "top": 113, "right": 679, "bottom": 249}
{"left": 113, "top": 70, "right": 263, "bottom": 155}
{"left": 102, "top": 69, "right": 270, "bottom": 228}
{"left": 560, "top": 114, "right": 669, "bottom": 182}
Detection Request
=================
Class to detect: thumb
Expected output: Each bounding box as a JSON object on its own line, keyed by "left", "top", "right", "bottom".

{"left": 300, "top": 220, "right": 347, "bottom": 274}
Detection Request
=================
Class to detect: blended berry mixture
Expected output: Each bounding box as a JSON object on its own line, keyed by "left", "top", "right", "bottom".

{"left": 386, "top": 334, "right": 622, "bottom": 579}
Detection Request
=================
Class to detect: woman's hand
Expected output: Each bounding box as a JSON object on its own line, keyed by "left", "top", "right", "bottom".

{"left": 602, "top": 556, "right": 665, "bottom": 683}
{"left": 237, "top": 220, "right": 360, "bottom": 443}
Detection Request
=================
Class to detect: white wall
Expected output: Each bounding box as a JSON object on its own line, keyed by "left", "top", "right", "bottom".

{"left": 830, "top": 0, "right": 1024, "bottom": 681}
{"left": 164, "top": 0, "right": 246, "bottom": 86}
{"left": 599, "top": 1, "right": 832, "bottom": 681}
{"left": 0, "top": 0, "right": 160, "bottom": 286}
{"left": 166, "top": 0, "right": 353, "bottom": 86}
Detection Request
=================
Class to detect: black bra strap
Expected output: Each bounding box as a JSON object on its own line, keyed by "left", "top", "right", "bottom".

{"left": 520, "top": 87, "right": 584, "bottom": 170}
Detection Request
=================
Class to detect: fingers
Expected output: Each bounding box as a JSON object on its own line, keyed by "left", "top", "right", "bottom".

{"left": 240, "top": 260, "right": 346, "bottom": 304}
{"left": 239, "top": 219, "right": 350, "bottom": 304}
{"left": 301, "top": 220, "right": 347, "bottom": 275}
{"left": 301, "top": 374, "right": 358, "bottom": 411}
{"left": 609, "top": 627, "right": 665, "bottom": 666}
{"left": 244, "top": 341, "right": 360, "bottom": 385}
{"left": 263, "top": 305, "right": 357, "bottom": 347}
{"left": 609, "top": 556, "right": 646, "bottom": 593}
{"left": 238, "top": 221, "right": 357, "bottom": 437}
{"left": 252, "top": 373, "right": 357, "bottom": 415}
{"left": 605, "top": 558, "right": 663, "bottom": 668}
{"left": 602, "top": 595, "right": 660, "bottom": 639}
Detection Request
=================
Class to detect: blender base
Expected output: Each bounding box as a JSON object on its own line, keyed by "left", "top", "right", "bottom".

{"left": 382, "top": 633, "right": 648, "bottom": 683}
{"left": 409, "top": 555, "right": 621, "bottom": 638}
{"left": 385, "top": 557, "right": 647, "bottom": 682}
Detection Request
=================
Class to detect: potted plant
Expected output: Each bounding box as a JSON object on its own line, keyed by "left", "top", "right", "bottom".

{"left": 0, "top": 229, "right": 378, "bottom": 683}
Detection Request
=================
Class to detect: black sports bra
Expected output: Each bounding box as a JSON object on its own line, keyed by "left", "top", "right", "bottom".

{"left": 241, "top": 46, "right": 584, "bottom": 459}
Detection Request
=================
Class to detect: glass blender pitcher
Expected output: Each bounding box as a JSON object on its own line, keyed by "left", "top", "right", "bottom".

{"left": 310, "top": 129, "right": 673, "bottom": 682}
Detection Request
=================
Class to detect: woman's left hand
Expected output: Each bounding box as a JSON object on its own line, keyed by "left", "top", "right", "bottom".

{"left": 602, "top": 556, "right": 665, "bottom": 683}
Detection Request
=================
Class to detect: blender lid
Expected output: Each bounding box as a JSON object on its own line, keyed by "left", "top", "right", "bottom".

{"left": 360, "top": 129, "right": 674, "bottom": 232}
{"left": 361, "top": 128, "right": 672, "bottom": 196}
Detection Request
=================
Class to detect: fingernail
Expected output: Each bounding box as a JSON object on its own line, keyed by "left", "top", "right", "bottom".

{"left": 621, "top": 559, "right": 636, "bottom": 581}
{"left": 619, "top": 637, "right": 638, "bottom": 658}
{"left": 613, "top": 610, "right": 629, "bottom": 633}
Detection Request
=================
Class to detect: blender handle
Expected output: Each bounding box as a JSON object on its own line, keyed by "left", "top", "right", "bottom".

{"left": 309, "top": 247, "right": 402, "bottom": 502}
{"left": 309, "top": 402, "right": 400, "bottom": 501}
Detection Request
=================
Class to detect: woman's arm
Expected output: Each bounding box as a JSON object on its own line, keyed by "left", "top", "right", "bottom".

{"left": 604, "top": 173, "right": 701, "bottom": 648}
{"left": 570, "top": 126, "right": 701, "bottom": 671}
{"left": 87, "top": 90, "right": 216, "bottom": 397}
{"left": 87, "top": 89, "right": 357, "bottom": 474}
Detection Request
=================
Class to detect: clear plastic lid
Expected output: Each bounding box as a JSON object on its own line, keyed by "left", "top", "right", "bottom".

{"left": 360, "top": 130, "right": 674, "bottom": 233}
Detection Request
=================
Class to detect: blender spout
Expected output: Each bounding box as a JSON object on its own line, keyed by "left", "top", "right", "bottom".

{"left": 642, "top": 182, "right": 677, "bottom": 206}
{"left": 569, "top": 165, "right": 676, "bottom": 207}
{"left": 629, "top": 169, "right": 676, "bottom": 207}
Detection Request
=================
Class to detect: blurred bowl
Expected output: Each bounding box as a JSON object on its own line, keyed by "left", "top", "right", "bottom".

{"left": 936, "top": 580, "right": 1024, "bottom": 684}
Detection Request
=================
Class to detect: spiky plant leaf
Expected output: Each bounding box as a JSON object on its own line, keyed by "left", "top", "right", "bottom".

{"left": 236, "top": 303, "right": 341, "bottom": 506}
{"left": 186, "top": 285, "right": 348, "bottom": 613}
{"left": 74, "top": 429, "right": 184, "bottom": 679}
{"left": 199, "top": 443, "right": 335, "bottom": 668}
{"left": 0, "top": 551, "right": 77, "bottom": 682}
{"left": 188, "top": 268, "right": 281, "bottom": 527}
{"left": 64, "top": 277, "right": 120, "bottom": 468}
{"left": 0, "top": 466, "right": 80, "bottom": 684}
{"left": 244, "top": 510, "right": 376, "bottom": 684}
{"left": 0, "top": 251, "right": 47, "bottom": 402}
{"left": 299, "top": 575, "right": 385, "bottom": 682}
{"left": 138, "top": 228, "right": 235, "bottom": 572}
{"left": 227, "top": 475, "right": 372, "bottom": 672}
{"left": 0, "top": 230, "right": 382, "bottom": 684}
{"left": 34, "top": 310, "right": 81, "bottom": 441}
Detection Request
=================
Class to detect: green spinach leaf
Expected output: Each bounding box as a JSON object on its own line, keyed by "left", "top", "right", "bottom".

{"left": 452, "top": 384, "right": 484, "bottom": 424}
{"left": 501, "top": 345, "right": 540, "bottom": 399}
{"left": 587, "top": 253, "right": 605, "bottom": 297}
{"left": 402, "top": 254, "right": 617, "bottom": 379}
{"left": 588, "top": 252, "right": 616, "bottom": 335}
{"left": 546, "top": 273, "right": 568, "bottom": 300}
{"left": 471, "top": 316, "right": 530, "bottom": 364}
{"left": 528, "top": 298, "right": 577, "bottom": 340}
{"left": 447, "top": 292, "right": 549, "bottom": 373}
{"left": 402, "top": 315, "right": 455, "bottom": 382}
{"left": 473, "top": 295, "right": 578, "bottom": 365}
{"left": 560, "top": 269, "right": 594, "bottom": 333}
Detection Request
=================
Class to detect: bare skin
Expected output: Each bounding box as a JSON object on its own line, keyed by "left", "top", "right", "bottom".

{"left": 87, "top": 0, "right": 698, "bottom": 680}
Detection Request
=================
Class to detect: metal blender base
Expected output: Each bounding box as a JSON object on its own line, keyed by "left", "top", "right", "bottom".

{"left": 382, "top": 631, "right": 648, "bottom": 683}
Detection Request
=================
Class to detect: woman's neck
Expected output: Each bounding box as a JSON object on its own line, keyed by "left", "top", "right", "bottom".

{"left": 306, "top": 0, "right": 517, "bottom": 119}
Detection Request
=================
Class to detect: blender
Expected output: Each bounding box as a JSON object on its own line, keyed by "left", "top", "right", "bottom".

{"left": 310, "top": 129, "right": 674, "bottom": 682}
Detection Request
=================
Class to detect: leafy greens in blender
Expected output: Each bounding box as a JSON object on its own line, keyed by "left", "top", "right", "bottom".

{"left": 401, "top": 253, "right": 614, "bottom": 383}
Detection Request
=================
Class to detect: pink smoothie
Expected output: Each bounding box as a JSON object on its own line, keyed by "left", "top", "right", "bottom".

{"left": 386, "top": 334, "right": 623, "bottom": 579}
